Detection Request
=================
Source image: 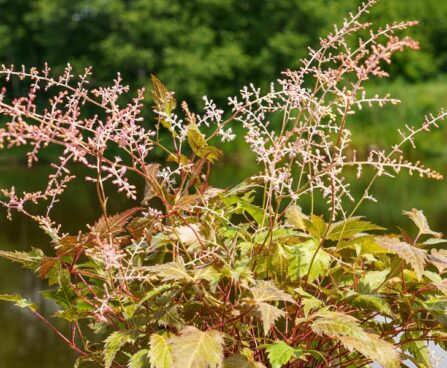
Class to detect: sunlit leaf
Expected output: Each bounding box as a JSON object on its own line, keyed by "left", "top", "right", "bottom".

{"left": 303, "top": 215, "right": 327, "bottom": 239}
{"left": 326, "top": 217, "right": 384, "bottom": 241}
{"left": 129, "top": 349, "right": 150, "bottom": 368}
{"left": 376, "top": 236, "right": 427, "bottom": 279}
{"left": 403, "top": 208, "right": 442, "bottom": 237}
{"left": 287, "top": 239, "right": 331, "bottom": 282}
{"left": 311, "top": 311, "right": 400, "bottom": 368}
{"left": 358, "top": 269, "right": 390, "bottom": 293}
{"left": 149, "top": 333, "right": 172, "bottom": 368}
{"left": 91, "top": 207, "right": 141, "bottom": 238}
{"left": 251, "top": 281, "right": 294, "bottom": 304}
{"left": 255, "top": 302, "right": 285, "bottom": 335}
{"left": 285, "top": 205, "right": 307, "bottom": 230}
{"left": 169, "top": 326, "right": 224, "bottom": 368}
{"left": 0, "top": 247, "right": 44, "bottom": 271}
{"left": 265, "top": 341, "right": 296, "bottom": 368}
{"left": 151, "top": 74, "right": 176, "bottom": 130}
{"left": 148, "top": 261, "right": 193, "bottom": 283}
{"left": 428, "top": 249, "right": 447, "bottom": 273}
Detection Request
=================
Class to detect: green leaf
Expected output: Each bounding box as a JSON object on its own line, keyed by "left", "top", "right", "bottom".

{"left": 422, "top": 297, "right": 447, "bottom": 327}
{"left": 187, "top": 123, "right": 207, "bottom": 153}
{"left": 138, "top": 284, "right": 173, "bottom": 307}
{"left": 353, "top": 294, "right": 393, "bottom": 316}
{"left": 265, "top": 341, "right": 296, "bottom": 368}
{"left": 326, "top": 218, "right": 384, "bottom": 241}
{"left": 0, "top": 247, "right": 44, "bottom": 271}
{"left": 338, "top": 236, "right": 391, "bottom": 254}
{"left": 155, "top": 305, "right": 185, "bottom": 329}
{"left": 311, "top": 311, "right": 400, "bottom": 368}
{"left": 169, "top": 326, "right": 224, "bottom": 368}
{"left": 104, "top": 330, "right": 136, "bottom": 368}
{"left": 193, "top": 266, "right": 222, "bottom": 288}
{"left": 151, "top": 74, "right": 177, "bottom": 130}
{"left": 129, "top": 349, "right": 150, "bottom": 368}
{"left": 0, "top": 294, "right": 37, "bottom": 312}
{"left": 404, "top": 332, "right": 432, "bottom": 368}
{"left": 222, "top": 194, "right": 264, "bottom": 225}
{"left": 294, "top": 287, "right": 322, "bottom": 316}
{"left": 303, "top": 215, "right": 327, "bottom": 239}
{"left": 148, "top": 261, "right": 193, "bottom": 283}
{"left": 358, "top": 269, "right": 390, "bottom": 293}
{"left": 376, "top": 236, "right": 427, "bottom": 279}
{"left": 150, "top": 333, "right": 172, "bottom": 368}
{"left": 186, "top": 123, "right": 222, "bottom": 163}
{"left": 287, "top": 240, "right": 331, "bottom": 282}
{"left": 197, "top": 145, "right": 223, "bottom": 164}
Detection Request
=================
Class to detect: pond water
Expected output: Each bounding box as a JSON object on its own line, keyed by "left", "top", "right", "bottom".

{"left": 1, "top": 154, "right": 447, "bottom": 367}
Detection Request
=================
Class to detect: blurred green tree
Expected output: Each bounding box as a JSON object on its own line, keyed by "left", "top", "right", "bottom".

{"left": 1, "top": 0, "right": 447, "bottom": 105}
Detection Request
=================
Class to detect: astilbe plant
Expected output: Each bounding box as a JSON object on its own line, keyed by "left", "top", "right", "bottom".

{"left": 2, "top": 1, "right": 447, "bottom": 367}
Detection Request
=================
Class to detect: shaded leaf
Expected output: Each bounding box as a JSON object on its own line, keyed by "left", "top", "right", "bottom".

{"left": 129, "top": 349, "right": 150, "bottom": 368}
{"left": 404, "top": 332, "right": 432, "bottom": 368}
{"left": 223, "top": 353, "right": 265, "bottom": 368}
{"left": 143, "top": 163, "right": 162, "bottom": 205}
{"left": 353, "top": 294, "right": 393, "bottom": 316}
{"left": 103, "top": 330, "right": 136, "bottom": 368}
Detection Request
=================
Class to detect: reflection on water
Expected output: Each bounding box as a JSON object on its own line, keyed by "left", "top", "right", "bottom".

{"left": 0, "top": 156, "right": 446, "bottom": 367}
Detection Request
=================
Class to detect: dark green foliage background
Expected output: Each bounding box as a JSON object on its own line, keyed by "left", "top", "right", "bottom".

{"left": 1, "top": 0, "right": 446, "bottom": 105}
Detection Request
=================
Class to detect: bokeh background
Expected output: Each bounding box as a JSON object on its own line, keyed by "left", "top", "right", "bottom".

{"left": 1, "top": 0, "right": 447, "bottom": 366}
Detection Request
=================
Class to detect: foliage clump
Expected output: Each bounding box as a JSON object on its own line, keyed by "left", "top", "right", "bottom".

{"left": 1, "top": 1, "right": 447, "bottom": 367}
